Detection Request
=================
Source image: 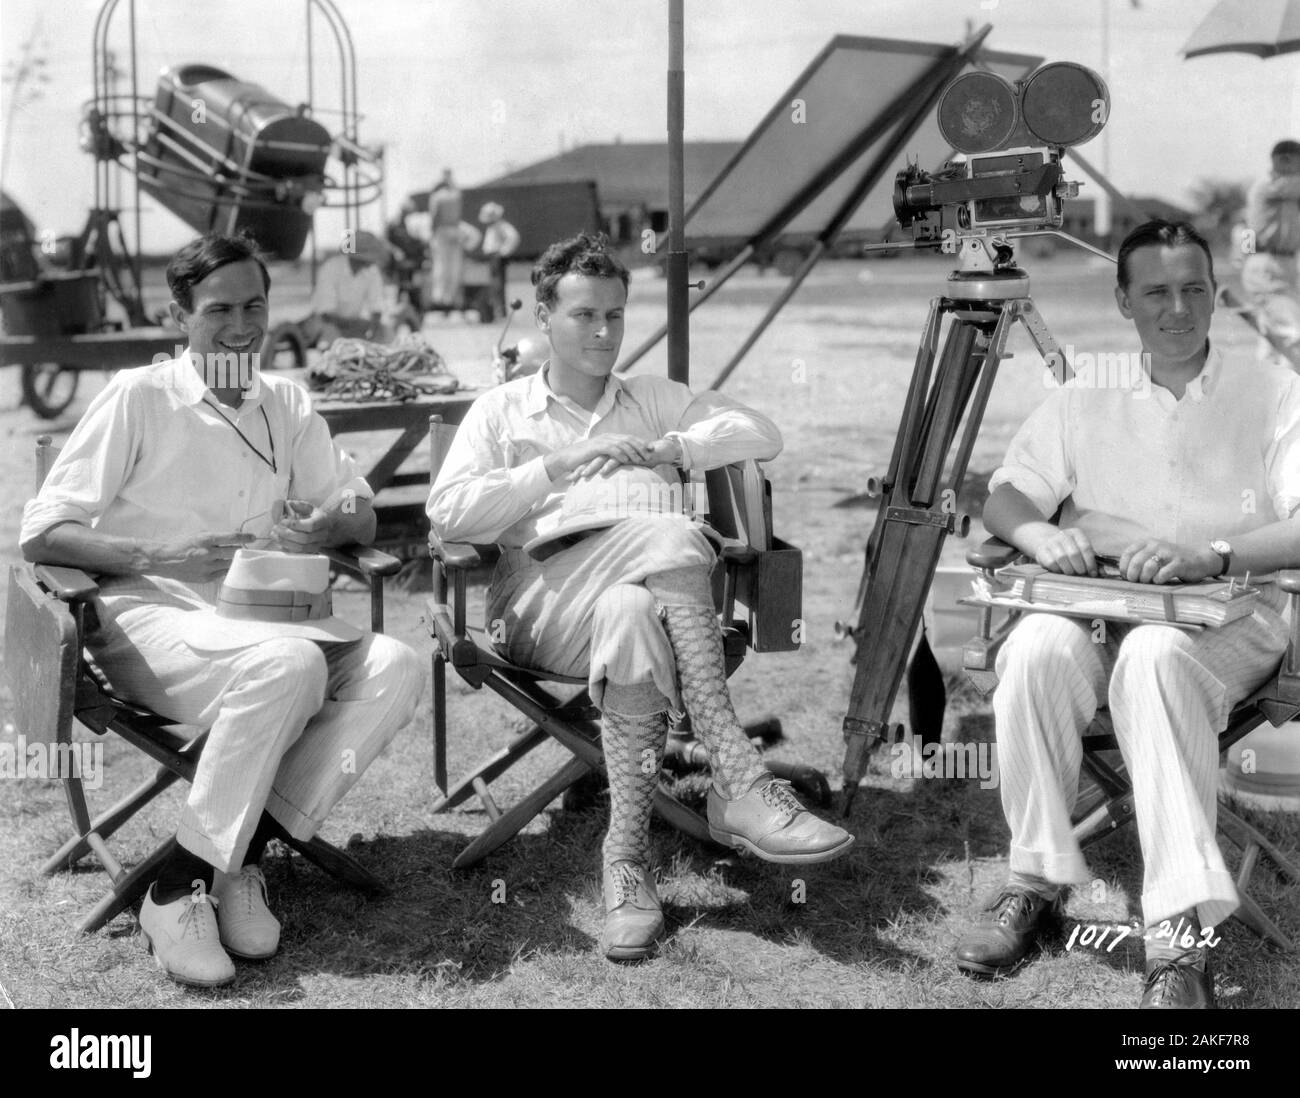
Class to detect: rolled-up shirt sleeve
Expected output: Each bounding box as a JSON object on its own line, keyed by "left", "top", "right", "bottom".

{"left": 427, "top": 400, "right": 559, "bottom": 544}
{"left": 664, "top": 388, "right": 783, "bottom": 472}
{"left": 987, "top": 388, "right": 1074, "bottom": 519}
{"left": 20, "top": 374, "right": 142, "bottom": 551}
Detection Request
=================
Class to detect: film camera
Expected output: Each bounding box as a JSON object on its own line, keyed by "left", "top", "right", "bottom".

{"left": 894, "top": 63, "right": 1108, "bottom": 251}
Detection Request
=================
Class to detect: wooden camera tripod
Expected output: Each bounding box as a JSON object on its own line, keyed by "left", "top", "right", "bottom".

{"left": 840, "top": 236, "right": 1069, "bottom": 807}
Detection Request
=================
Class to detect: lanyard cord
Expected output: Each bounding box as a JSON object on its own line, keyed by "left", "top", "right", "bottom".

{"left": 202, "top": 400, "right": 277, "bottom": 474}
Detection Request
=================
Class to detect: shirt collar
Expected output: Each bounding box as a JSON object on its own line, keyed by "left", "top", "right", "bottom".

{"left": 166, "top": 348, "right": 265, "bottom": 409}
{"left": 1184, "top": 344, "right": 1222, "bottom": 402}
{"left": 524, "top": 367, "right": 632, "bottom": 417}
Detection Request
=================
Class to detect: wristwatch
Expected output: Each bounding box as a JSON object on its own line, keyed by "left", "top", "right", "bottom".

{"left": 1209, "top": 539, "right": 1233, "bottom": 578}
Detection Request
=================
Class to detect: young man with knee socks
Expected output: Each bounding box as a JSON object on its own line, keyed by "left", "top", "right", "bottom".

{"left": 22, "top": 232, "right": 424, "bottom": 987}
{"left": 428, "top": 233, "right": 853, "bottom": 961}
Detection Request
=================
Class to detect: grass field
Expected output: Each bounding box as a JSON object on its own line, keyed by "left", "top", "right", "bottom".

{"left": 1, "top": 250, "right": 1297, "bottom": 1012}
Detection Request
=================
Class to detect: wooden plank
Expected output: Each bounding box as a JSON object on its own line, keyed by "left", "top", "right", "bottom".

{"left": 0, "top": 328, "right": 178, "bottom": 369}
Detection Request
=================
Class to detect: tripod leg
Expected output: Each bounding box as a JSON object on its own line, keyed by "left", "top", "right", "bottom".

{"left": 841, "top": 301, "right": 1015, "bottom": 806}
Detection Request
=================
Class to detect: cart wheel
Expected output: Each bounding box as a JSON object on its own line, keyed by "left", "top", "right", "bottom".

{"left": 262, "top": 322, "right": 307, "bottom": 371}
{"left": 22, "top": 363, "right": 80, "bottom": 419}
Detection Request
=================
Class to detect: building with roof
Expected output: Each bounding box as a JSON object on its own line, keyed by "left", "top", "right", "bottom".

{"left": 476, "top": 140, "right": 741, "bottom": 243}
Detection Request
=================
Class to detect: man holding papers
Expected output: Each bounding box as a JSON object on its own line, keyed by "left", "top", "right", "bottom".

{"left": 954, "top": 220, "right": 1300, "bottom": 1008}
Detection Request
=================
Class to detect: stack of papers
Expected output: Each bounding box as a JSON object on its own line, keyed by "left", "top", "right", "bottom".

{"left": 964, "top": 564, "right": 1261, "bottom": 628}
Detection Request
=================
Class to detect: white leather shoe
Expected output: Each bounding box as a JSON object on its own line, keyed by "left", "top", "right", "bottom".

{"left": 212, "top": 865, "right": 281, "bottom": 960}
{"left": 138, "top": 884, "right": 236, "bottom": 988}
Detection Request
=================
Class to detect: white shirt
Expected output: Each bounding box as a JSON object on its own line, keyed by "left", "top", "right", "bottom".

{"left": 427, "top": 367, "right": 782, "bottom": 548}
{"left": 989, "top": 346, "right": 1300, "bottom": 557}
{"left": 309, "top": 254, "right": 385, "bottom": 318}
{"left": 21, "top": 354, "right": 371, "bottom": 608}
{"left": 481, "top": 220, "right": 521, "bottom": 258}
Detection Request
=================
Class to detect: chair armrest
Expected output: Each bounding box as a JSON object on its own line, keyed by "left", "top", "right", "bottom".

{"left": 429, "top": 536, "right": 497, "bottom": 570}
{"left": 717, "top": 536, "right": 758, "bottom": 565}
{"left": 966, "top": 537, "right": 1022, "bottom": 570}
{"left": 323, "top": 545, "right": 402, "bottom": 579}
{"left": 33, "top": 564, "right": 100, "bottom": 601}
{"left": 1277, "top": 569, "right": 1300, "bottom": 595}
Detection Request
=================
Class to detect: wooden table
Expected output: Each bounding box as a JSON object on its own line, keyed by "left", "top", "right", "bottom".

{"left": 313, "top": 389, "right": 479, "bottom": 557}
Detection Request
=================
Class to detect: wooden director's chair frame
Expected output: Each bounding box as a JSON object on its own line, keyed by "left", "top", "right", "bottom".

{"left": 3, "top": 435, "right": 402, "bottom": 933}
{"left": 424, "top": 415, "right": 811, "bottom": 870}
{"left": 962, "top": 536, "right": 1300, "bottom": 950}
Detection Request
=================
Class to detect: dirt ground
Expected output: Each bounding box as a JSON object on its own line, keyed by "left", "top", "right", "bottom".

{"left": 2, "top": 249, "right": 1294, "bottom": 1011}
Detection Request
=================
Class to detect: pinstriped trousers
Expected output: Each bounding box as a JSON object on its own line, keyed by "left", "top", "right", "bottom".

{"left": 993, "top": 590, "right": 1288, "bottom": 929}
{"left": 88, "top": 605, "right": 424, "bottom": 873}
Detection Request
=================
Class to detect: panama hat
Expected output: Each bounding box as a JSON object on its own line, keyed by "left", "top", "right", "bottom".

{"left": 183, "top": 549, "right": 363, "bottom": 649}
{"left": 524, "top": 465, "right": 719, "bottom": 562}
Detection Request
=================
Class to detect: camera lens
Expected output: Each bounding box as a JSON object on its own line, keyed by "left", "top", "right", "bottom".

{"left": 937, "top": 71, "right": 1019, "bottom": 154}
{"left": 1021, "top": 62, "right": 1109, "bottom": 147}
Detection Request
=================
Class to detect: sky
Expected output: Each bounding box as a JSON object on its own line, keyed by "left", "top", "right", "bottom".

{"left": 1, "top": 0, "right": 1297, "bottom": 252}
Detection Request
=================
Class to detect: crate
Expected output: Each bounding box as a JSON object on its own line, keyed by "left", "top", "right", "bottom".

{"left": 732, "top": 536, "right": 803, "bottom": 653}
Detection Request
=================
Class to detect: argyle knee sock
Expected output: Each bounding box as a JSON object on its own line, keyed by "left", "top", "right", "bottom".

{"left": 600, "top": 708, "right": 668, "bottom": 872}
{"left": 657, "top": 603, "right": 769, "bottom": 800}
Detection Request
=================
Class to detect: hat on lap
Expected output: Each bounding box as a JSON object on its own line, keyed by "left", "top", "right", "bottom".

{"left": 183, "top": 549, "right": 363, "bottom": 649}
{"left": 524, "top": 465, "right": 720, "bottom": 562}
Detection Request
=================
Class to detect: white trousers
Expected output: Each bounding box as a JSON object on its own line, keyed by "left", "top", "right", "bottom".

{"left": 429, "top": 227, "right": 463, "bottom": 306}
{"left": 487, "top": 516, "right": 716, "bottom": 711}
{"left": 993, "top": 595, "right": 1287, "bottom": 929}
{"left": 89, "top": 603, "right": 424, "bottom": 872}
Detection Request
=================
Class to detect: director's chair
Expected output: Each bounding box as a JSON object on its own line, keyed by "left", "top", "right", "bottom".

{"left": 424, "top": 415, "right": 822, "bottom": 869}
{"left": 962, "top": 536, "right": 1300, "bottom": 950}
{"left": 3, "top": 435, "right": 402, "bottom": 933}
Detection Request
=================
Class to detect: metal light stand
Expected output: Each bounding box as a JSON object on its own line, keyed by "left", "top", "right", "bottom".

{"left": 838, "top": 230, "right": 1101, "bottom": 811}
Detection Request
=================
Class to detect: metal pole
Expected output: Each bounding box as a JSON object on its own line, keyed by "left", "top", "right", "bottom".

{"left": 666, "top": 0, "right": 688, "bottom": 383}
{"left": 128, "top": 0, "right": 141, "bottom": 293}
{"left": 617, "top": 243, "right": 754, "bottom": 374}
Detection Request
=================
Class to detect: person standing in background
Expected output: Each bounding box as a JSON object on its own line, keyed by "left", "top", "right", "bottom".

{"left": 479, "top": 201, "right": 521, "bottom": 320}
{"left": 1242, "top": 140, "right": 1300, "bottom": 369}
{"left": 429, "top": 169, "right": 464, "bottom": 308}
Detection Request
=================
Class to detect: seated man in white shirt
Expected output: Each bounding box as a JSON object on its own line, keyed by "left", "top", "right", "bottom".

{"left": 954, "top": 220, "right": 1300, "bottom": 1008}
{"left": 301, "top": 229, "right": 391, "bottom": 347}
{"left": 21, "top": 231, "right": 424, "bottom": 988}
{"left": 427, "top": 233, "right": 853, "bottom": 962}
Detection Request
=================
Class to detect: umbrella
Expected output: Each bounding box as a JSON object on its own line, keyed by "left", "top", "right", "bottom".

{"left": 1183, "top": 0, "right": 1300, "bottom": 59}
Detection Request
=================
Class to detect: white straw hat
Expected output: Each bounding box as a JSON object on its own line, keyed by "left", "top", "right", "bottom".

{"left": 524, "top": 466, "right": 718, "bottom": 562}
{"left": 183, "top": 549, "right": 363, "bottom": 649}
